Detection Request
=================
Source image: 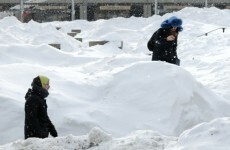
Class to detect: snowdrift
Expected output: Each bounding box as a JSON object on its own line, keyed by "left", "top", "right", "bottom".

{"left": 0, "top": 6, "right": 230, "bottom": 149}
{"left": 0, "top": 127, "right": 175, "bottom": 150}
{"left": 1, "top": 118, "right": 230, "bottom": 150}
{"left": 94, "top": 62, "right": 230, "bottom": 136}
{"left": 168, "top": 117, "right": 230, "bottom": 150}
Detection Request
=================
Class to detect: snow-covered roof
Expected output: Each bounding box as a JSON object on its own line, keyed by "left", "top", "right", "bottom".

{"left": 1, "top": 0, "right": 229, "bottom": 4}
{"left": 10, "top": 4, "right": 34, "bottom": 10}
{"left": 0, "top": 0, "right": 28, "bottom": 3}
{"left": 10, "top": 4, "right": 68, "bottom": 10}
{"left": 25, "top": 0, "right": 69, "bottom": 3}
{"left": 24, "top": 0, "right": 230, "bottom": 4}
{"left": 26, "top": 0, "right": 52, "bottom": 3}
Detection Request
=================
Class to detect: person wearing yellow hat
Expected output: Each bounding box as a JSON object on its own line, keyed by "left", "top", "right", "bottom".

{"left": 24, "top": 75, "right": 57, "bottom": 139}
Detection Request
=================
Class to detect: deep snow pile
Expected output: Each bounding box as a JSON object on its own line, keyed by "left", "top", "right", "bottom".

{"left": 0, "top": 7, "right": 230, "bottom": 149}
{"left": 1, "top": 118, "right": 230, "bottom": 150}
{"left": 167, "top": 117, "right": 230, "bottom": 150}
{"left": 0, "top": 127, "right": 176, "bottom": 150}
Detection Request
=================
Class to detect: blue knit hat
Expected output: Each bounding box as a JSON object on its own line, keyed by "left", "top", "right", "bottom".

{"left": 161, "top": 16, "right": 183, "bottom": 31}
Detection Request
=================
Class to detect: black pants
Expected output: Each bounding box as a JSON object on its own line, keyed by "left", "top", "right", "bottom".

{"left": 152, "top": 54, "right": 180, "bottom": 66}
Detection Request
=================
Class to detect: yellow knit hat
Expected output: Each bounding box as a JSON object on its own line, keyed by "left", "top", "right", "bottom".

{"left": 39, "top": 75, "right": 49, "bottom": 88}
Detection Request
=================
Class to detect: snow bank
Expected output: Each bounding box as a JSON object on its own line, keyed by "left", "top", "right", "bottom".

{"left": 0, "top": 17, "right": 81, "bottom": 51}
{"left": 168, "top": 117, "right": 230, "bottom": 150}
{"left": 0, "top": 127, "right": 175, "bottom": 150}
{"left": 2, "top": 118, "right": 230, "bottom": 150}
{"left": 0, "top": 44, "right": 97, "bottom": 66}
{"left": 95, "top": 62, "right": 230, "bottom": 136}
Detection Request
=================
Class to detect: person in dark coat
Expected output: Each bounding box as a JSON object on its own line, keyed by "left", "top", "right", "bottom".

{"left": 147, "top": 16, "right": 183, "bottom": 65}
{"left": 24, "top": 75, "right": 57, "bottom": 139}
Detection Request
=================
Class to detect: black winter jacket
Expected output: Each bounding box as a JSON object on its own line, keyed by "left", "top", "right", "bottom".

{"left": 24, "top": 83, "right": 57, "bottom": 139}
{"left": 148, "top": 28, "right": 179, "bottom": 65}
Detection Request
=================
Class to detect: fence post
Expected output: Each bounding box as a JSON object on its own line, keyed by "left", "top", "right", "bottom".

{"left": 119, "top": 41, "right": 123, "bottom": 49}
{"left": 205, "top": 0, "right": 208, "bottom": 7}
{"left": 71, "top": 0, "right": 75, "bottom": 21}
{"left": 20, "top": 0, "right": 24, "bottom": 22}
{"left": 154, "top": 0, "right": 158, "bottom": 15}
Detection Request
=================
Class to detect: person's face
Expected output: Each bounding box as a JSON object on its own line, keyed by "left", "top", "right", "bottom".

{"left": 44, "top": 80, "right": 50, "bottom": 91}
{"left": 171, "top": 27, "right": 177, "bottom": 31}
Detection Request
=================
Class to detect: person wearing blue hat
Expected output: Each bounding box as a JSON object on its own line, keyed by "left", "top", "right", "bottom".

{"left": 147, "top": 16, "right": 183, "bottom": 65}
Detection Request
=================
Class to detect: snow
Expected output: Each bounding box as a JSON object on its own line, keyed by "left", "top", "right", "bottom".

{"left": 0, "top": 7, "right": 230, "bottom": 150}
{"left": 0, "top": 12, "right": 13, "bottom": 20}
{"left": 167, "top": 118, "right": 230, "bottom": 150}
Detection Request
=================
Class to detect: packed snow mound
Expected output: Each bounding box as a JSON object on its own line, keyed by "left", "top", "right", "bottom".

{"left": 0, "top": 16, "right": 22, "bottom": 28}
{"left": 0, "top": 127, "right": 110, "bottom": 150}
{"left": 0, "top": 127, "right": 176, "bottom": 150}
{"left": 88, "top": 127, "right": 112, "bottom": 146}
{"left": 0, "top": 17, "right": 81, "bottom": 51}
{"left": 89, "top": 130, "right": 177, "bottom": 150}
{"left": 167, "top": 117, "right": 230, "bottom": 150}
{"left": 95, "top": 62, "right": 230, "bottom": 136}
{"left": 0, "top": 44, "right": 97, "bottom": 66}
{"left": 1, "top": 118, "right": 230, "bottom": 150}
{"left": 0, "top": 135, "right": 90, "bottom": 150}
{"left": 175, "top": 7, "right": 230, "bottom": 26}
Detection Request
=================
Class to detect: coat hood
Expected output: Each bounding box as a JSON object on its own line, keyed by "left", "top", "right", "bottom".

{"left": 25, "top": 76, "right": 49, "bottom": 100}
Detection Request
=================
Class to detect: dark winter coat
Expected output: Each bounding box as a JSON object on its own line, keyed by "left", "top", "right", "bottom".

{"left": 24, "top": 82, "right": 57, "bottom": 139}
{"left": 148, "top": 28, "right": 179, "bottom": 64}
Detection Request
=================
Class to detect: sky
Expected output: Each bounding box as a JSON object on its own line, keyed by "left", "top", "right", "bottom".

{"left": 0, "top": 7, "right": 230, "bottom": 150}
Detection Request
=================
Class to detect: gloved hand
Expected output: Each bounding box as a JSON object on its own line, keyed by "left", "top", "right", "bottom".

{"left": 49, "top": 125, "right": 58, "bottom": 137}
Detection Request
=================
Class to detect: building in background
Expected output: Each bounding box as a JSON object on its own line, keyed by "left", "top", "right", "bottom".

{"left": 0, "top": 0, "right": 230, "bottom": 22}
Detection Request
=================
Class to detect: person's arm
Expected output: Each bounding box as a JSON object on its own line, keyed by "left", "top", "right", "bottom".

{"left": 147, "top": 31, "right": 158, "bottom": 51}
{"left": 155, "top": 28, "right": 169, "bottom": 45}
{"left": 42, "top": 104, "right": 58, "bottom": 137}
{"left": 48, "top": 121, "right": 58, "bottom": 137}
